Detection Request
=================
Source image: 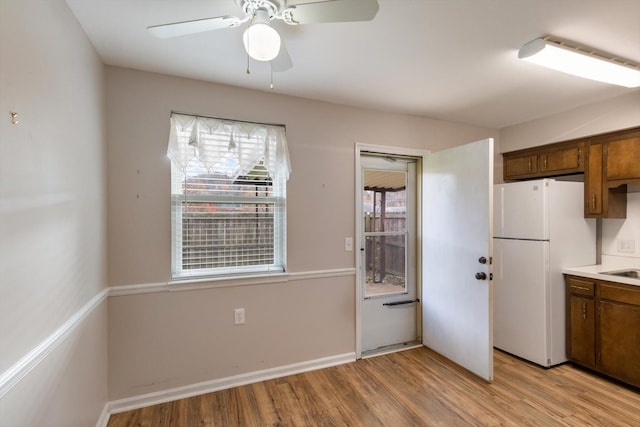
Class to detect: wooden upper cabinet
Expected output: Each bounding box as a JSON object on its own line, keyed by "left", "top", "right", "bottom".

{"left": 502, "top": 126, "right": 640, "bottom": 218}
{"left": 540, "top": 144, "right": 583, "bottom": 173}
{"left": 584, "top": 141, "right": 626, "bottom": 218}
{"left": 504, "top": 155, "right": 538, "bottom": 179}
{"left": 606, "top": 136, "right": 640, "bottom": 181}
{"left": 585, "top": 142, "right": 604, "bottom": 216}
{"left": 584, "top": 127, "right": 640, "bottom": 218}
{"left": 503, "top": 141, "right": 584, "bottom": 181}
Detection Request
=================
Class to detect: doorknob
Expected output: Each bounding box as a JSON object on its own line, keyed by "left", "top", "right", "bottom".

{"left": 475, "top": 272, "right": 487, "bottom": 280}
{"left": 478, "top": 257, "right": 487, "bottom": 264}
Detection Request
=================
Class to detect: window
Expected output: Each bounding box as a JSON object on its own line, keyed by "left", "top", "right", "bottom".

{"left": 167, "top": 113, "right": 290, "bottom": 279}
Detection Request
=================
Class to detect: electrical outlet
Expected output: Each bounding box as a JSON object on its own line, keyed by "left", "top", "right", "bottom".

{"left": 234, "top": 308, "right": 245, "bottom": 325}
{"left": 617, "top": 239, "right": 636, "bottom": 254}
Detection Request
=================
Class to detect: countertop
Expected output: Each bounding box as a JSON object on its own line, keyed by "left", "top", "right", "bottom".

{"left": 563, "top": 265, "right": 640, "bottom": 287}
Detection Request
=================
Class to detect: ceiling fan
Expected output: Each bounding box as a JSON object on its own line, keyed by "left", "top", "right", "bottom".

{"left": 148, "top": 0, "right": 380, "bottom": 73}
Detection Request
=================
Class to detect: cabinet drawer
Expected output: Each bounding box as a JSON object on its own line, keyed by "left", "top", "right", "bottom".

{"left": 599, "top": 283, "right": 640, "bottom": 305}
{"left": 567, "top": 277, "right": 594, "bottom": 296}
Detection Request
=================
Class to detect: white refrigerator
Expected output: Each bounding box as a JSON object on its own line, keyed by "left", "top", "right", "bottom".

{"left": 493, "top": 179, "right": 596, "bottom": 367}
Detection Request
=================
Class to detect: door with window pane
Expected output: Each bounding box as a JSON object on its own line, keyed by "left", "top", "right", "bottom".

{"left": 360, "top": 155, "right": 418, "bottom": 354}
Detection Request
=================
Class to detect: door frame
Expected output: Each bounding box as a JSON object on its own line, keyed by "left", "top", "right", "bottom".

{"left": 355, "top": 143, "right": 430, "bottom": 359}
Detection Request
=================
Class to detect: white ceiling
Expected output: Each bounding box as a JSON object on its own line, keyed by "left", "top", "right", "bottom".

{"left": 65, "top": 0, "right": 640, "bottom": 129}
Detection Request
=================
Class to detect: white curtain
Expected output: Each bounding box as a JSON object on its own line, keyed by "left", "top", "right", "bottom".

{"left": 167, "top": 113, "right": 291, "bottom": 181}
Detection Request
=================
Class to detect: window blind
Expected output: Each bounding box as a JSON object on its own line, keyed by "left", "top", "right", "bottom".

{"left": 168, "top": 113, "right": 289, "bottom": 279}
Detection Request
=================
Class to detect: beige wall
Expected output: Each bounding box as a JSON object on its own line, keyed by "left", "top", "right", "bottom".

{"left": 105, "top": 66, "right": 498, "bottom": 399}
{"left": 106, "top": 67, "right": 498, "bottom": 284}
{"left": 108, "top": 276, "right": 355, "bottom": 399}
{"left": 0, "top": 0, "right": 108, "bottom": 425}
{"left": 602, "top": 192, "right": 640, "bottom": 269}
{"left": 0, "top": 304, "right": 108, "bottom": 426}
{"left": 499, "top": 91, "right": 640, "bottom": 153}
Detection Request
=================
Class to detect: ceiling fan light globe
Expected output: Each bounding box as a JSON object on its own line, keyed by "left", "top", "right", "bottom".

{"left": 243, "top": 23, "right": 281, "bottom": 62}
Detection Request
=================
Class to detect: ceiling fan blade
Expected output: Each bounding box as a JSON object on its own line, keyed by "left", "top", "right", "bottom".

{"left": 147, "top": 15, "right": 241, "bottom": 39}
{"left": 282, "top": 0, "right": 379, "bottom": 25}
{"left": 272, "top": 41, "right": 293, "bottom": 72}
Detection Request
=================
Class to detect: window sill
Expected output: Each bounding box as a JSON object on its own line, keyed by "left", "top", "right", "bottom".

{"left": 168, "top": 271, "right": 290, "bottom": 291}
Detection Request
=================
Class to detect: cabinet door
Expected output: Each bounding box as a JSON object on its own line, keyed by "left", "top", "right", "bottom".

{"left": 504, "top": 154, "right": 538, "bottom": 180}
{"left": 539, "top": 144, "right": 583, "bottom": 174}
{"left": 585, "top": 143, "right": 603, "bottom": 217}
{"left": 606, "top": 136, "right": 640, "bottom": 181}
{"left": 568, "top": 295, "right": 595, "bottom": 368}
{"left": 598, "top": 300, "right": 640, "bottom": 387}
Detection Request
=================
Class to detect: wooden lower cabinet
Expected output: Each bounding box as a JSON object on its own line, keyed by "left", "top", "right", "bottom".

{"left": 599, "top": 300, "right": 640, "bottom": 384}
{"left": 566, "top": 276, "right": 640, "bottom": 388}
{"left": 568, "top": 295, "right": 595, "bottom": 368}
{"left": 566, "top": 277, "right": 596, "bottom": 368}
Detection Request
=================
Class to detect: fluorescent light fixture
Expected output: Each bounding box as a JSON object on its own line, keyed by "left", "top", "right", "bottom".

{"left": 519, "top": 38, "right": 640, "bottom": 88}
{"left": 243, "top": 8, "right": 281, "bottom": 62}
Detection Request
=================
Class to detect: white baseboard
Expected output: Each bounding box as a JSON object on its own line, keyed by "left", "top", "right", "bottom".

{"left": 95, "top": 405, "right": 111, "bottom": 427}
{"left": 103, "top": 352, "right": 356, "bottom": 420}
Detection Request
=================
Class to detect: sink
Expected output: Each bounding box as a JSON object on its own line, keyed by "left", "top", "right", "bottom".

{"left": 602, "top": 269, "right": 640, "bottom": 279}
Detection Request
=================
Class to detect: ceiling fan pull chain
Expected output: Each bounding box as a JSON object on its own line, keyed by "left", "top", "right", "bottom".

{"left": 270, "top": 62, "right": 274, "bottom": 89}
{"left": 245, "top": 11, "right": 256, "bottom": 75}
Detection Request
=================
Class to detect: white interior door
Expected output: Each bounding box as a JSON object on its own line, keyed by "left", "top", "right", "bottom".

{"left": 422, "top": 138, "right": 494, "bottom": 381}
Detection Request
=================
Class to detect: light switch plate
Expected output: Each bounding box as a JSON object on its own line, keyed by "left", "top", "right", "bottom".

{"left": 345, "top": 237, "right": 353, "bottom": 252}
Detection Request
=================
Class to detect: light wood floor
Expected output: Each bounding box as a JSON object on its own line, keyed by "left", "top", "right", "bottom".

{"left": 108, "top": 347, "right": 640, "bottom": 426}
